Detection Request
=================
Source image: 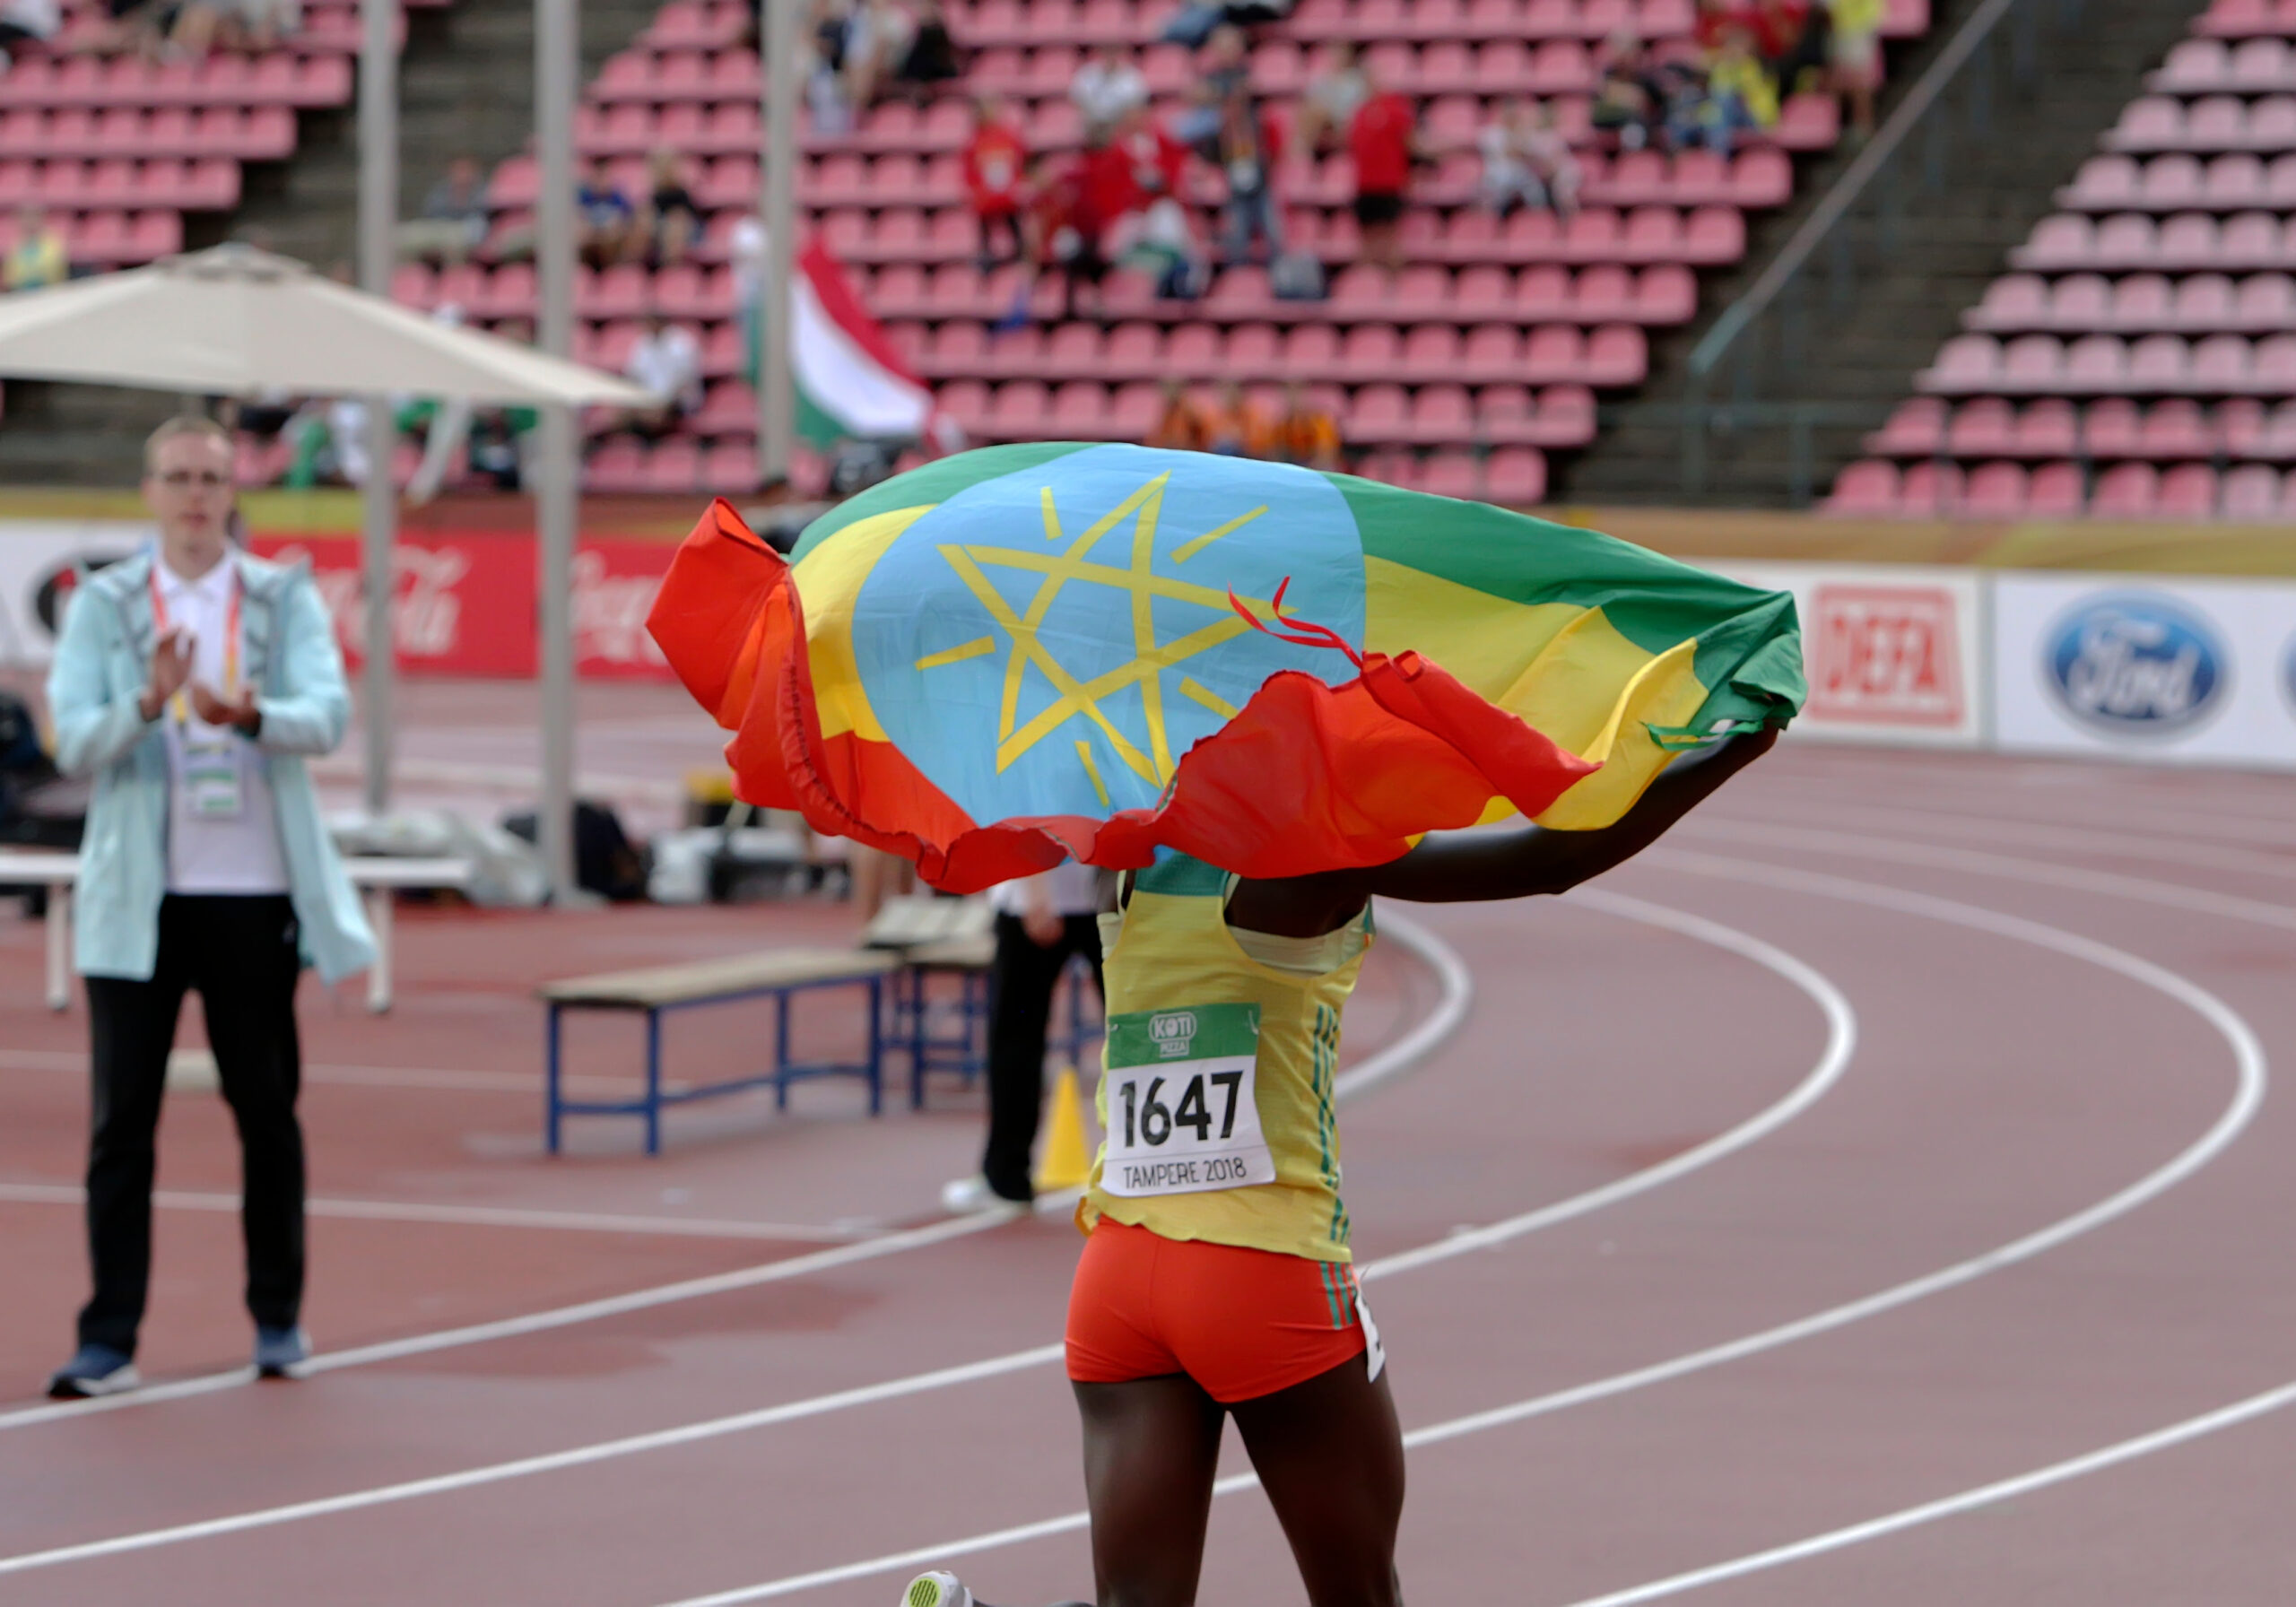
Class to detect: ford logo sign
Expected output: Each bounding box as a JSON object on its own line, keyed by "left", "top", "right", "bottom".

{"left": 2046, "top": 595, "right": 2226, "bottom": 734}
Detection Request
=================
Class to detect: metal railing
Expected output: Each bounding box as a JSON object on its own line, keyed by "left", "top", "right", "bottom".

{"left": 1673, "top": 0, "right": 2093, "bottom": 500}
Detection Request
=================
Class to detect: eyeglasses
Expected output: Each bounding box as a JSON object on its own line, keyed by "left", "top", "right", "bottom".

{"left": 155, "top": 471, "right": 230, "bottom": 489}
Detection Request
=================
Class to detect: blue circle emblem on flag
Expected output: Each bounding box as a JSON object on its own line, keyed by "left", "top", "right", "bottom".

{"left": 851, "top": 445, "right": 1367, "bottom": 823}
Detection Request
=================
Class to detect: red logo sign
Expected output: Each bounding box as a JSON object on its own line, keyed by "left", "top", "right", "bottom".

{"left": 1806, "top": 584, "right": 1965, "bottom": 727}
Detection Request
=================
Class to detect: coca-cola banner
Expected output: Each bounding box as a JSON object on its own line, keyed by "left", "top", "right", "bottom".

{"left": 246, "top": 533, "right": 676, "bottom": 682}
{"left": 1993, "top": 571, "right": 2296, "bottom": 772}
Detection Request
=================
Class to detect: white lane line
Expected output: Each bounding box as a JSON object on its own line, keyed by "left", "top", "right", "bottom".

{"left": 644, "top": 859, "right": 2266, "bottom": 1606}
{"left": 1561, "top": 1377, "right": 2296, "bottom": 1605}
{"left": 0, "top": 1048, "right": 651, "bottom": 1098}
{"left": 1685, "top": 821, "right": 2296, "bottom": 933}
{"left": 0, "top": 1183, "right": 881, "bottom": 1245}
{"left": 1776, "top": 770, "right": 2296, "bottom": 850}
{"left": 0, "top": 896, "right": 1842, "bottom": 1573}
{"left": 1753, "top": 801, "right": 2296, "bottom": 884}
{"left": 0, "top": 908, "right": 1466, "bottom": 1438}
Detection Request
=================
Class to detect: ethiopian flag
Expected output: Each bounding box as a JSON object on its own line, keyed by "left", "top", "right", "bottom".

{"left": 648, "top": 443, "right": 1804, "bottom": 891}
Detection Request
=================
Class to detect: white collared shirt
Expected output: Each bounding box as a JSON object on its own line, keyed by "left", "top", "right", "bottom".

{"left": 987, "top": 858, "right": 1102, "bottom": 918}
{"left": 155, "top": 554, "right": 290, "bottom": 895}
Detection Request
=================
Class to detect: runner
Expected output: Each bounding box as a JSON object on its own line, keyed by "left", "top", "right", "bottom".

{"left": 902, "top": 723, "right": 1777, "bottom": 1607}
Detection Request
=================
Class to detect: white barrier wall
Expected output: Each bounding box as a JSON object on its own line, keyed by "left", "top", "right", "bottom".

{"left": 1994, "top": 572, "right": 2296, "bottom": 772}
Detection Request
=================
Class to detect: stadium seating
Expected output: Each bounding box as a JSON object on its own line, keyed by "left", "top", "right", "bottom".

{"left": 1833, "top": 2, "right": 2296, "bottom": 517}
{"left": 372, "top": 0, "right": 1933, "bottom": 495}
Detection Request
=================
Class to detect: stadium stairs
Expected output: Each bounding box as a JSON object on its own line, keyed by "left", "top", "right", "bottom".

{"left": 1562, "top": 0, "right": 2212, "bottom": 507}
{"left": 0, "top": 0, "right": 659, "bottom": 484}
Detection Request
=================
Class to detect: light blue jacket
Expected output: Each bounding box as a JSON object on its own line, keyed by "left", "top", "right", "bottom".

{"left": 46, "top": 548, "right": 377, "bottom": 983}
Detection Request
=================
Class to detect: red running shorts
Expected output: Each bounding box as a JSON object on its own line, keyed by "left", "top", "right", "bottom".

{"left": 1065, "top": 1220, "right": 1372, "bottom": 1404}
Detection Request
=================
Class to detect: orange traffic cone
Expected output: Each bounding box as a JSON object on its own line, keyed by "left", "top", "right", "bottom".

{"left": 1033, "top": 1064, "right": 1095, "bottom": 1192}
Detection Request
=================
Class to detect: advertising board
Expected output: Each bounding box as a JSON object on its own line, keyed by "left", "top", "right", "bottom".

{"left": 1713, "top": 561, "right": 1986, "bottom": 748}
{"left": 0, "top": 522, "right": 150, "bottom": 669}
{"left": 1993, "top": 572, "right": 2296, "bottom": 771}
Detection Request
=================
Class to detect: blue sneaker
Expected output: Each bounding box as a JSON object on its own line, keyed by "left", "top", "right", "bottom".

{"left": 253, "top": 1325, "right": 309, "bottom": 1378}
{"left": 47, "top": 1343, "right": 139, "bottom": 1400}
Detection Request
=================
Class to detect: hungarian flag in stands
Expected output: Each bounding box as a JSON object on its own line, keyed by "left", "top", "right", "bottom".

{"left": 748, "top": 238, "right": 943, "bottom": 449}
{"left": 647, "top": 444, "right": 1805, "bottom": 890}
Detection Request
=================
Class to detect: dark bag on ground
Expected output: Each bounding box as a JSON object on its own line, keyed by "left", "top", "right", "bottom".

{"left": 1271, "top": 250, "right": 1326, "bottom": 300}
{"left": 502, "top": 800, "right": 649, "bottom": 902}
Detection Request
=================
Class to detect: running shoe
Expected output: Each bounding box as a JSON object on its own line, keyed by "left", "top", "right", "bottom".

{"left": 900, "top": 1574, "right": 974, "bottom": 1607}
{"left": 47, "top": 1343, "right": 138, "bottom": 1399}
{"left": 254, "top": 1324, "right": 310, "bottom": 1378}
{"left": 939, "top": 1176, "right": 1029, "bottom": 1214}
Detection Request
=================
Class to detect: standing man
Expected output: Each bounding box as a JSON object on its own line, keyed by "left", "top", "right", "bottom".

{"left": 44, "top": 416, "right": 373, "bottom": 1398}
{"left": 943, "top": 860, "right": 1106, "bottom": 1212}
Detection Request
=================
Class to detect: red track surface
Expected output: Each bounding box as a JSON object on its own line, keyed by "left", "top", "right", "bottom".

{"left": 2, "top": 739, "right": 2293, "bottom": 1606}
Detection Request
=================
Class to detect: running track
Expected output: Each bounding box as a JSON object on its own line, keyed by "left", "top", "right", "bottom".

{"left": 0, "top": 741, "right": 2292, "bottom": 1606}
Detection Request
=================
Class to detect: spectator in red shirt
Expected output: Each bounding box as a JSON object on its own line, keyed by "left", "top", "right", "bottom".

{"left": 962, "top": 95, "right": 1029, "bottom": 268}
{"left": 1099, "top": 109, "right": 1210, "bottom": 299}
{"left": 1348, "top": 68, "right": 1422, "bottom": 274}
{"left": 1692, "top": 0, "right": 1761, "bottom": 49}
{"left": 1019, "top": 153, "right": 1108, "bottom": 322}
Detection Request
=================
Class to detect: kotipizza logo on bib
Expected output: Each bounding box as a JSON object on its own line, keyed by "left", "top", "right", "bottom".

{"left": 2045, "top": 595, "right": 2227, "bottom": 736}
{"left": 1149, "top": 1011, "right": 1197, "bottom": 1057}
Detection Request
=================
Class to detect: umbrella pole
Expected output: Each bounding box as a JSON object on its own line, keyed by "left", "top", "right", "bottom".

{"left": 357, "top": 0, "right": 398, "bottom": 818}
{"left": 759, "top": 0, "right": 796, "bottom": 483}
{"left": 535, "top": 0, "right": 579, "bottom": 904}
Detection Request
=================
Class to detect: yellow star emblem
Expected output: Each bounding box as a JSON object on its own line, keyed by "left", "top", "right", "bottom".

{"left": 914, "top": 471, "right": 1271, "bottom": 804}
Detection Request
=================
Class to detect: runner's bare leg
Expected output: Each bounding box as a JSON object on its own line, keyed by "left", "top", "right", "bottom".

{"left": 1074, "top": 1375, "right": 1225, "bottom": 1606}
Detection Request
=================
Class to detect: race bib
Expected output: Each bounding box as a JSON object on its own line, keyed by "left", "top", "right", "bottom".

{"left": 1100, "top": 1002, "right": 1274, "bottom": 1197}
{"left": 180, "top": 735, "right": 245, "bottom": 819}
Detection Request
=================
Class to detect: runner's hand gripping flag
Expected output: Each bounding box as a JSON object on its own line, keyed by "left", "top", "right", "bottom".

{"left": 647, "top": 444, "right": 1806, "bottom": 890}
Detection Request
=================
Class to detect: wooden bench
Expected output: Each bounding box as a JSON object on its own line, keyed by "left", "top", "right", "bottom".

{"left": 539, "top": 947, "right": 903, "bottom": 1154}
{"left": 0, "top": 848, "right": 474, "bottom": 1015}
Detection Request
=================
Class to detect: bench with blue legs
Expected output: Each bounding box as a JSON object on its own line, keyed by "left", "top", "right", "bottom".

{"left": 540, "top": 947, "right": 904, "bottom": 1154}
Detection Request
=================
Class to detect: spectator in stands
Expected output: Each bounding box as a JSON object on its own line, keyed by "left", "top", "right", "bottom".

{"left": 1826, "top": 0, "right": 1883, "bottom": 139}
{"left": 1265, "top": 382, "right": 1342, "bottom": 469}
{"left": 396, "top": 158, "right": 491, "bottom": 267}
{"left": 1692, "top": 0, "right": 1760, "bottom": 49}
{"left": 891, "top": 0, "right": 961, "bottom": 101}
{"left": 1100, "top": 108, "right": 1207, "bottom": 298}
{"left": 1172, "top": 24, "right": 1251, "bottom": 152}
{"left": 842, "top": 0, "right": 917, "bottom": 116}
{"left": 1479, "top": 100, "right": 1580, "bottom": 219}
{"left": 1145, "top": 379, "right": 1213, "bottom": 450}
{"left": 72, "top": 0, "right": 168, "bottom": 61}
{"left": 1682, "top": 27, "right": 1778, "bottom": 155}
{"left": 4, "top": 207, "right": 68, "bottom": 291}
{"left": 963, "top": 96, "right": 1030, "bottom": 269}
{"left": 1754, "top": 0, "right": 1828, "bottom": 94}
{"left": 640, "top": 147, "right": 702, "bottom": 268}
{"left": 615, "top": 314, "right": 703, "bottom": 438}
{"left": 1294, "top": 40, "right": 1368, "bottom": 156}
{"left": 1161, "top": 0, "right": 1291, "bottom": 48}
{"left": 170, "top": 0, "right": 300, "bottom": 57}
{"left": 0, "top": 0, "right": 59, "bottom": 71}
{"left": 1592, "top": 31, "right": 1666, "bottom": 151}
{"left": 807, "top": 0, "right": 856, "bottom": 135}
{"left": 1216, "top": 92, "right": 1284, "bottom": 267}
{"left": 576, "top": 160, "right": 638, "bottom": 270}
{"left": 1070, "top": 42, "right": 1148, "bottom": 141}
{"left": 469, "top": 319, "right": 539, "bottom": 491}
{"left": 1348, "top": 65, "right": 1422, "bottom": 274}
{"left": 1202, "top": 382, "right": 1253, "bottom": 455}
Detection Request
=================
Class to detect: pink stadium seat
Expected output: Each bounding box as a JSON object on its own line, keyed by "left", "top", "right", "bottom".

{"left": 642, "top": 438, "right": 703, "bottom": 492}
{"left": 2013, "top": 214, "right": 2094, "bottom": 271}
{"left": 1402, "top": 322, "right": 1461, "bottom": 378}
{"left": 1683, "top": 206, "right": 1744, "bottom": 264}
{"left": 2062, "top": 155, "right": 2140, "bottom": 210}
{"left": 1961, "top": 462, "right": 2029, "bottom": 518}
{"left": 2158, "top": 463, "right": 2220, "bottom": 517}
{"left": 987, "top": 380, "right": 1053, "bottom": 437}
{"left": 584, "top": 438, "right": 647, "bottom": 494}
{"left": 694, "top": 380, "right": 758, "bottom": 435}
{"left": 1825, "top": 459, "right": 1900, "bottom": 516}
{"left": 2083, "top": 396, "right": 2142, "bottom": 456}
{"left": 2251, "top": 333, "right": 2296, "bottom": 389}
{"left": 1586, "top": 324, "right": 1646, "bottom": 385}
{"left": 2026, "top": 461, "right": 2084, "bottom": 517}
{"left": 1388, "top": 265, "right": 1450, "bottom": 318}
{"left": 1227, "top": 322, "right": 1283, "bottom": 371}
{"left": 1406, "top": 384, "right": 1474, "bottom": 444}
{"left": 2153, "top": 39, "right": 2231, "bottom": 94}
{"left": 2140, "top": 154, "right": 2205, "bottom": 209}
{"left": 1945, "top": 397, "right": 2015, "bottom": 456}
{"left": 1346, "top": 385, "right": 1407, "bottom": 443}
{"left": 2005, "top": 334, "right": 2068, "bottom": 391}
{"left": 2220, "top": 396, "right": 2270, "bottom": 456}
{"left": 1899, "top": 460, "right": 1963, "bottom": 516}
{"left": 2230, "top": 36, "right": 2293, "bottom": 89}
{"left": 2235, "top": 273, "right": 2296, "bottom": 328}
{"left": 1509, "top": 263, "right": 1567, "bottom": 319}
{"left": 2125, "top": 334, "right": 2187, "bottom": 390}
{"left": 1042, "top": 321, "right": 1102, "bottom": 380}
{"left": 935, "top": 378, "right": 990, "bottom": 435}
{"left": 2090, "top": 462, "right": 2161, "bottom": 517}
{"left": 1446, "top": 264, "right": 1509, "bottom": 317}
{"left": 1453, "top": 323, "right": 1516, "bottom": 380}
{"left": 2096, "top": 213, "right": 2161, "bottom": 268}
{"left": 1050, "top": 381, "right": 1113, "bottom": 437}
{"left": 1283, "top": 323, "right": 1340, "bottom": 381}
{"left": 1165, "top": 322, "right": 1221, "bottom": 375}
{"left": 2105, "top": 274, "right": 2168, "bottom": 331}
{"left": 1920, "top": 334, "right": 2002, "bottom": 393}
{"left": 1205, "top": 266, "right": 1272, "bottom": 319}
{"left": 1635, "top": 264, "right": 1698, "bottom": 323}
{"left": 2191, "top": 334, "right": 2254, "bottom": 389}
{"left": 1523, "top": 324, "right": 1585, "bottom": 382}
{"left": 1867, "top": 396, "right": 1945, "bottom": 456}
{"left": 2017, "top": 399, "right": 2079, "bottom": 458}
{"left": 2169, "top": 274, "right": 2234, "bottom": 332}
{"left": 1969, "top": 274, "right": 2048, "bottom": 331}
{"left": 1103, "top": 322, "right": 1162, "bottom": 378}
{"left": 1534, "top": 384, "right": 1596, "bottom": 447}
{"left": 2144, "top": 397, "right": 2213, "bottom": 456}
{"left": 2204, "top": 152, "right": 2266, "bottom": 208}
{"left": 1574, "top": 263, "right": 1633, "bottom": 320}
{"left": 2220, "top": 463, "right": 2281, "bottom": 518}
{"left": 391, "top": 263, "right": 435, "bottom": 309}
{"left": 1341, "top": 323, "right": 1403, "bottom": 379}
{"left": 1420, "top": 452, "right": 1482, "bottom": 499}
{"left": 2106, "top": 99, "right": 2182, "bottom": 153}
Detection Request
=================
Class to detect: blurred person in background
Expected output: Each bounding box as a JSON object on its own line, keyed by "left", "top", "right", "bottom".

{"left": 44, "top": 415, "right": 371, "bottom": 1398}
{"left": 575, "top": 159, "right": 638, "bottom": 270}
{"left": 1826, "top": 0, "right": 1882, "bottom": 139}
{"left": 962, "top": 96, "right": 1030, "bottom": 269}
{"left": 1172, "top": 23, "right": 1250, "bottom": 151}
{"left": 640, "top": 147, "right": 702, "bottom": 268}
{"left": 614, "top": 313, "right": 703, "bottom": 438}
{"left": 1099, "top": 107, "right": 1207, "bottom": 300}
{"left": 841, "top": 0, "right": 916, "bottom": 115}
{"left": 396, "top": 156, "right": 491, "bottom": 266}
{"left": 942, "top": 860, "right": 1107, "bottom": 1213}
{"left": 1682, "top": 27, "right": 1778, "bottom": 154}
{"left": 1293, "top": 39, "right": 1366, "bottom": 155}
{"left": 1755, "top": 0, "right": 1827, "bottom": 94}
{"left": 1265, "top": 381, "right": 1342, "bottom": 468}
{"left": 1070, "top": 41, "right": 1147, "bottom": 140}
{"left": 170, "top": 0, "right": 297, "bottom": 56}
{"left": 1145, "top": 378, "right": 1213, "bottom": 450}
{"left": 1479, "top": 99, "right": 1580, "bottom": 218}
{"left": 806, "top": 0, "right": 855, "bottom": 134}
{"left": 0, "top": 0, "right": 58, "bottom": 70}
{"left": 891, "top": 0, "right": 961, "bottom": 102}
{"left": 4, "top": 205, "right": 68, "bottom": 290}
{"left": 1202, "top": 380, "right": 1252, "bottom": 456}
{"left": 1019, "top": 152, "right": 1106, "bottom": 322}
{"left": 1592, "top": 30, "right": 1665, "bottom": 150}
{"left": 1216, "top": 91, "right": 1284, "bottom": 267}
{"left": 1348, "top": 65, "right": 1422, "bottom": 274}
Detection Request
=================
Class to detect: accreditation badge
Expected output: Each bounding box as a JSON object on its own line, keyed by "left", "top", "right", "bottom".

{"left": 1099, "top": 1002, "right": 1274, "bottom": 1197}
{"left": 180, "top": 731, "right": 247, "bottom": 819}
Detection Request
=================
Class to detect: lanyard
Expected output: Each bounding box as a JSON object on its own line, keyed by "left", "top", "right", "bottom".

{"left": 148, "top": 560, "right": 239, "bottom": 727}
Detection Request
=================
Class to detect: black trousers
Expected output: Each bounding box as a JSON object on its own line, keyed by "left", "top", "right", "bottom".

{"left": 79, "top": 894, "right": 306, "bottom": 1356}
{"left": 980, "top": 911, "right": 1103, "bottom": 1203}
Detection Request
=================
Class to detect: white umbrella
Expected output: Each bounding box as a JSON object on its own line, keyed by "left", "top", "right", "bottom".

{"left": 0, "top": 241, "right": 653, "bottom": 404}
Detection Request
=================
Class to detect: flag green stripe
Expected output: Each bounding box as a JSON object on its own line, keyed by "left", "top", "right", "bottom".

{"left": 789, "top": 442, "right": 1091, "bottom": 560}
{"left": 1326, "top": 472, "right": 1805, "bottom": 731}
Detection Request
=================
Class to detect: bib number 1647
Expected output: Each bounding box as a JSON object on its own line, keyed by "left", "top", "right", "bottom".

{"left": 1100, "top": 1002, "right": 1275, "bottom": 1198}
{"left": 1118, "top": 1070, "right": 1243, "bottom": 1150}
